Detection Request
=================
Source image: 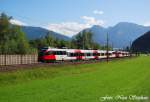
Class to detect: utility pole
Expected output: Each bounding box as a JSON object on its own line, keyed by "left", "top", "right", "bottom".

{"left": 106, "top": 33, "right": 109, "bottom": 62}
{"left": 111, "top": 42, "right": 114, "bottom": 50}
{"left": 129, "top": 40, "right": 132, "bottom": 57}
{"left": 82, "top": 32, "right": 84, "bottom": 49}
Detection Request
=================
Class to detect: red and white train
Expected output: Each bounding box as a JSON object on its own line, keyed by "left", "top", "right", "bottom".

{"left": 38, "top": 47, "right": 130, "bottom": 62}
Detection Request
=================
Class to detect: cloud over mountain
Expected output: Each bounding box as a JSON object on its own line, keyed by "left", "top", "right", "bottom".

{"left": 45, "top": 16, "right": 104, "bottom": 37}
{"left": 10, "top": 19, "right": 27, "bottom": 26}
{"left": 45, "top": 22, "right": 90, "bottom": 37}
{"left": 144, "top": 22, "right": 150, "bottom": 27}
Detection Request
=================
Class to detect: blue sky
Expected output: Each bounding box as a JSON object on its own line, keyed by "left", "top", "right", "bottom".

{"left": 0, "top": 0, "right": 150, "bottom": 36}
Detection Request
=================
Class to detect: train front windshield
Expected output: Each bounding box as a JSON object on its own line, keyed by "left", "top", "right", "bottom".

{"left": 38, "top": 50, "right": 47, "bottom": 57}
{"left": 38, "top": 51, "right": 45, "bottom": 57}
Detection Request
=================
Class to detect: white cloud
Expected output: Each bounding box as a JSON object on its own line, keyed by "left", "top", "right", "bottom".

{"left": 45, "top": 22, "right": 90, "bottom": 37}
{"left": 45, "top": 16, "right": 104, "bottom": 37}
{"left": 93, "top": 10, "right": 104, "bottom": 15}
{"left": 81, "top": 16, "right": 104, "bottom": 26}
{"left": 44, "top": 16, "right": 104, "bottom": 37}
{"left": 144, "top": 22, "right": 150, "bottom": 26}
{"left": 10, "top": 19, "right": 27, "bottom": 26}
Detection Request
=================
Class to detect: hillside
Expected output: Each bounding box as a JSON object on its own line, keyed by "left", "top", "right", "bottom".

{"left": 132, "top": 31, "right": 150, "bottom": 53}
{"left": 20, "top": 22, "right": 150, "bottom": 48}
{"left": 81, "top": 22, "right": 150, "bottom": 48}
{"left": 21, "top": 26, "right": 70, "bottom": 40}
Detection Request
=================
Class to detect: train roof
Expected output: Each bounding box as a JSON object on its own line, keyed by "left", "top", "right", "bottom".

{"left": 40, "top": 47, "right": 128, "bottom": 53}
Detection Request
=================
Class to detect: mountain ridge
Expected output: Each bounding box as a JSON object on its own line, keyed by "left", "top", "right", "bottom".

{"left": 20, "top": 22, "right": 150, "bottom": 48}
{"left": 21, "top": 26, "right": 70, "bottom": 40}
{"left": 78, "top": 22, "right": 150, "bottom": 48}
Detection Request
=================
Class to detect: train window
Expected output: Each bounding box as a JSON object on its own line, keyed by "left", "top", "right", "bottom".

{"left": 53, "top": 51, "right": 66, "bottom": 55}
{"left": 53, "top": 51, "right": 56, "bottom": 55}
{"left": 62, "top": 51, "right": 67, "bottom": 55}
{"left": 80, "top": 53, "right": 84, "bottom": 56}
{"left": 97, "top": 53, "right": 100, "bottom": 56}
{"left": 89, "top": 53, "right": 91, "bottom": 56}
{"left": 41, "top": 47, "right": 49, "bottom": 51}
{"left": 101, "top": 53, "right": 105, "bottom": 56}
{"left": 45, "top": 51, "right": 53, "bottom": 55}
{"left": 104, "top": 53, "right": 111, "bottom": 56}
{"left": 77, "top": 53, "right": 79, "bottom": 56}
{"left": 69, "top": 53, "right": 75, "bottom": 57}
{"left": 71, "top": 53, "right": 83, "bottom": 56}
{"left": 74, "top": 53, "right": 77, "bottom": 56}
{"left": 38, "top": 51, "right": 45, "bottom": 56}
{"left": 57, "top": 51, "right": 60, "bottom": 55}
{"left": 59, "top": 51, "right": 63, "bottom": 55}
{"left": 112, "top": 52, "right": 116, "bottom": 54}
{"left": 86, "top": 53, "right": 92, "bottom": 56}
{"left": 93, "top": 53, "right": 97, "bottom": 56}
{"left": 53, "top": 51, "right": 57, "bottom": 55}
{"left": 87, "top": 53, "right": 90, "bottom": 56}
{"left": 109, "top": 53, "right": 112, "bottom": 56}
{"left": 83, "top": 53, "right": 86, "bottom": 56}
{"left": 56, "top": 51, "right": 60, "bottom": 55}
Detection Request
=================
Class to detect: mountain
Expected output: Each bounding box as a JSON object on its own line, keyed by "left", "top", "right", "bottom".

{"left": 21, "top": 26, "right": 70, "bottom": 40}
{"left": 81, "top": 22, "right": 150, "bottom": 48}
{"left": 132, "top": 31, "right": 150, "bottom": 53}
{"left": 20, "top": 22, "right": 150, "bottom": 48}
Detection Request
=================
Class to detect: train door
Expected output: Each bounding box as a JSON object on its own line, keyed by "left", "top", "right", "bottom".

{"left": 54, "top": 50, "right": 67, "bottom": 61}
{"left": 93, "top": 50, "right": 99, "bottom": 60}
{"left": 75, "top": 50, "right": 82, "bottom": 60}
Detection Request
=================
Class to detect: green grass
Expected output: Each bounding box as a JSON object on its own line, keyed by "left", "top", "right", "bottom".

{"left": 0, "top": 56, "right": 150, "bottom": 102}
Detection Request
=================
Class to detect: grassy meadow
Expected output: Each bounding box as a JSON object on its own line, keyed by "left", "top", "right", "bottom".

{"left": 0, "top": 56, "right": 150, "bottom": 102}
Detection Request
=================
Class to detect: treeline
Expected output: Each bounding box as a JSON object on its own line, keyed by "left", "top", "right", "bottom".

{"left": 29, "top": 30, "right": 101, "bottom": 50}
{"left": 29, "top": 33, "right": 71, "bottom": 49}
{"left": 0, "top": 13, "right": 109, "bottom": 54}
{"left": 0, "top": 13, "right": 30, "bottom": 54}
{"left": 71, "top": 30, "right": 100, "bottom": 49}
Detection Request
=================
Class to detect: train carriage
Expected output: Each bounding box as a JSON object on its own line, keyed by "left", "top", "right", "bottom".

{"left": 65, "top": 49, "right": 79, "bottom": 61}
{"left": 38, "top": 47, "right": 130, "bottom": 62}
{"left": 109, "top": 51, "right": 116, "bottom": 58}
{"left": 97, "top": 50, "right": 107, "bottom": 59}
{"left": 52, "top": 49, "right": 67, "bottom": 61}
{"left": 38, "top": 47, "right": 67, "bottom": 62}
{"left": 82, "top": 50, "right": 95, "bottom": 60}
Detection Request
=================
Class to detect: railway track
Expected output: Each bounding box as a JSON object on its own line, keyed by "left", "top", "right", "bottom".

{"left": 0, "top": 57, "right": 131, "bottom": 72}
